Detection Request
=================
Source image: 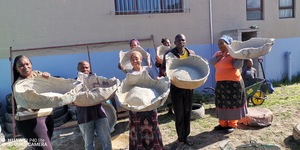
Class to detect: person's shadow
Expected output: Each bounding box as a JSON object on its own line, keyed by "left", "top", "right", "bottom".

{"left": 111, "top": 119, "right": 129, "bottom": 137}
{"left": 158, "top": 112, "right": 175, "bottom": 125}
{"left": 163, "top": 130, "right": 231, "bottom": 150}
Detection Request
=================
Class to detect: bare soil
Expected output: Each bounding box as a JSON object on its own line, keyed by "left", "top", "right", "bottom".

{"left": 1, "top": 85, "right": 300, "bottom": 150}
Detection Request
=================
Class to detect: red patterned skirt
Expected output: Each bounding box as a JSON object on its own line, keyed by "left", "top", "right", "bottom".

{"left": 129, "top": 110, "right": 163, "bottom": 150}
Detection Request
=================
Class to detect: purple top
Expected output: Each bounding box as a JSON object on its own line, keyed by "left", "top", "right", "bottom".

{"left": 76, "top": 104, "right": 107, "bottom": 124}
{"left": 75, "top": 73, "right": 107, "bottom": 124}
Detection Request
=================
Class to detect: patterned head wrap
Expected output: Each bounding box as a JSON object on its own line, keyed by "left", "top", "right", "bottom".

{"left": 220, "top": 35, "right": 233, "bottom": 45}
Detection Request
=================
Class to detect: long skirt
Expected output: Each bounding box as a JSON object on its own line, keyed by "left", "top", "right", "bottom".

{"left": 215, "top": 80, "right": 248, "bottom": 120}
{"left": 129, "top": 110, "right": 163, "bottom": 150}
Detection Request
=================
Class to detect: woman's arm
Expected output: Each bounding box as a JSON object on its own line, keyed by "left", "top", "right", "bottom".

{"left": 253, "top": 68, "right": 257, "bottom": 78}
{"left": 209, "top": 56, "right": 218, "bottom": 65}
{"left": 118, "top": 63, "right": 128, "bottom": 74}
{"left": 233, "top": 59, "right": 244, "bottom": 69}
{"left": 209, "top": 51, "right": 222, "bottom": 65}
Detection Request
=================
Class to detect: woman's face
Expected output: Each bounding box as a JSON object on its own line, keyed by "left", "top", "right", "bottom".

{"left": 218, "top": 39, "right": 228, "bottom": 53}
{"left": 130, "top": 53, "right": 142, "bottom": 70}
{"left": 16, "top": 56, "right": 32, "bottom": 78}
{"left": 130, "top": 41, "right": 139, "bottom": 49}
{"left": 163, "top": 40, "right": 171, "bottom": 47}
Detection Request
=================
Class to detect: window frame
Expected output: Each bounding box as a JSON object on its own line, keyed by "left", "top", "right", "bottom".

{"left": 114, "top": 0, "right": 184, "bottom": 15}
{"left": 246, "top": 0, "right": 264, "bottom": 20}
{"left": 279, "top": 0, "right": 295, "bottom": 19}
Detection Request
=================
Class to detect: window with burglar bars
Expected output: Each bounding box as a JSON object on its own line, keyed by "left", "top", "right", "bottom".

{"left": 279, "top": 0, "right": 294, "bottom": 19}
{"left": 114, "top": 0, "right": 189, "bottom": 15}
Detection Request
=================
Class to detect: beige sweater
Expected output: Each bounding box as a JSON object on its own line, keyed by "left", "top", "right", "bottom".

{"left": 13, "top": 70, "right": 53, "bottom": 121}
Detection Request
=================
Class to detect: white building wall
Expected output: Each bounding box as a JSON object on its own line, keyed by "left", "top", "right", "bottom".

{"left": 1, "top": 0, "right": 300, "bottom": 108}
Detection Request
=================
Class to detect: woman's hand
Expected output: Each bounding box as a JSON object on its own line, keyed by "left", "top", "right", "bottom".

{"left": 216, "top": 55, "right": 223, "bottom": 61}
{"left": 41, "top": 72, "right": 51, "bottom": 79}
{"left": 215, "top": 51, "right": 223, "bottom": 61}
{"left": 215, "top": 51, "right": 229, "bottom": 61}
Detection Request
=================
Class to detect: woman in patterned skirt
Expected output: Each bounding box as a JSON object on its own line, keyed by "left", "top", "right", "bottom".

{"left": 120, "top": 50, "right": 164, "bottom": 149}
{"left": 209, "top": 35, "right": 248, "bottom": 133}
{"left": 128, "top": 110, "right": 163, "bottom": 149}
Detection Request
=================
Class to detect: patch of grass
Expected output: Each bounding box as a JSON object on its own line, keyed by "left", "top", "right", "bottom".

{"left": 271, "top": 72, "right": 300, "bottom": 87}
{"left": 193, "top": 114, "right": 217, "bottom": 129}
{"left": 6, "top": 146, "right": 18, "bottom": 150}
{"left": 193, "top": 89, "right": 214, "bottom": 104}
{"left": 264, "top": 84, "right": 300, "bottom": 107}
{"left": 158, "top": 81, "right": 300, "bottom": 149}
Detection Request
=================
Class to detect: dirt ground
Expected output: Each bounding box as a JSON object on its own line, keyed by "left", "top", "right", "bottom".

{"left": 107, "top": 104, "right": 300, "bottom": 150}
{"left": 0, "top": 91, "right": 300, "bottom": 150}
{"left": 1, "top": 103, "right": 299, "bottom": 150}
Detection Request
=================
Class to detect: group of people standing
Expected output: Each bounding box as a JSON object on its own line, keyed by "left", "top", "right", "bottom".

{"left": 12, "top": 56, "right": 112, "bottom": 150}
{"left": 118, "top": 34, "right": 197, "bottom": 150}
{"left": 11, "top": 33, "right": 251, "bottom": 150}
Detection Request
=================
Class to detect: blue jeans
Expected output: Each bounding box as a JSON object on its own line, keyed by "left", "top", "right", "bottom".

{"left": 78, "top": 118, "right": 112, "bottom": 150}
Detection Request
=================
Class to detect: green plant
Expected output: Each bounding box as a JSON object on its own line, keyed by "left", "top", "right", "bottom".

{"left": 193, "top": 89, "right": 214, "bottom": 104}
{"left": 271, "top": 72, "right": 300, "bottom": 87}
{"left": 7, "top": 145, "right": 18, "bottom": 150}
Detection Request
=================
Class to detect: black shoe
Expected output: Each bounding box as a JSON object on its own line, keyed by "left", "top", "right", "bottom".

{"left": 172, "top": 141, "right": 184, "bottom": 150}
{"left": 214, "top": 125, "right": 228, "bottom": 130}
{"left": 226, "top": 127, "right": 235, "bottom": 133}
{"left": 184, "top": 139, "right": 194, "bottom": 146}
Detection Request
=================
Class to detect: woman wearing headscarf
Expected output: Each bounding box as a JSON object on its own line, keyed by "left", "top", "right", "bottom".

{"left": 209, "top": 35, "right": 248, "bottom": 133}
{"left": 12, "top": 55, "right": 54, "bottom": 150}
{"left": 123, "top": 51, "right": 164, "bottom": 150}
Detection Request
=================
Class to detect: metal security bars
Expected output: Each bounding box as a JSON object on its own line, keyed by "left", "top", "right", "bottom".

{"left": 114, "top": 0, "right": 190, "bottom": 15}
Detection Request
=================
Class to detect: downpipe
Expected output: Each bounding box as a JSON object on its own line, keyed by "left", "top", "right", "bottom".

{"left": 285, "top": 51, "right": 292, "bottom": 81}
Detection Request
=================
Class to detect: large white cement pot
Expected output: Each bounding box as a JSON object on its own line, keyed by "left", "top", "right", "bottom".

{"left": 166, "top": 55, "right": 210, "bottom": 89}
{"left": 74, "top": 72, "right": 120, "bottom": 107}
{"left": 119, "top": 46, "right": 151, "bottom": 71}
{"left": 190, "top": 103, "right": 205, "bottom": 120}
{"left": 14, "top": 76, "right": 83, "bottom": 109}
{"left": 116, "top": 71, "right": 170, "bottom": 112}
{"left": 226, "top": 38, "right": 275, "bottom": 59}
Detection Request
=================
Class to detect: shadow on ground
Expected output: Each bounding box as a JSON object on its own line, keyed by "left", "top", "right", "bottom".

{"left": 163, "top": 130, "right": 230, "bottom": 150}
